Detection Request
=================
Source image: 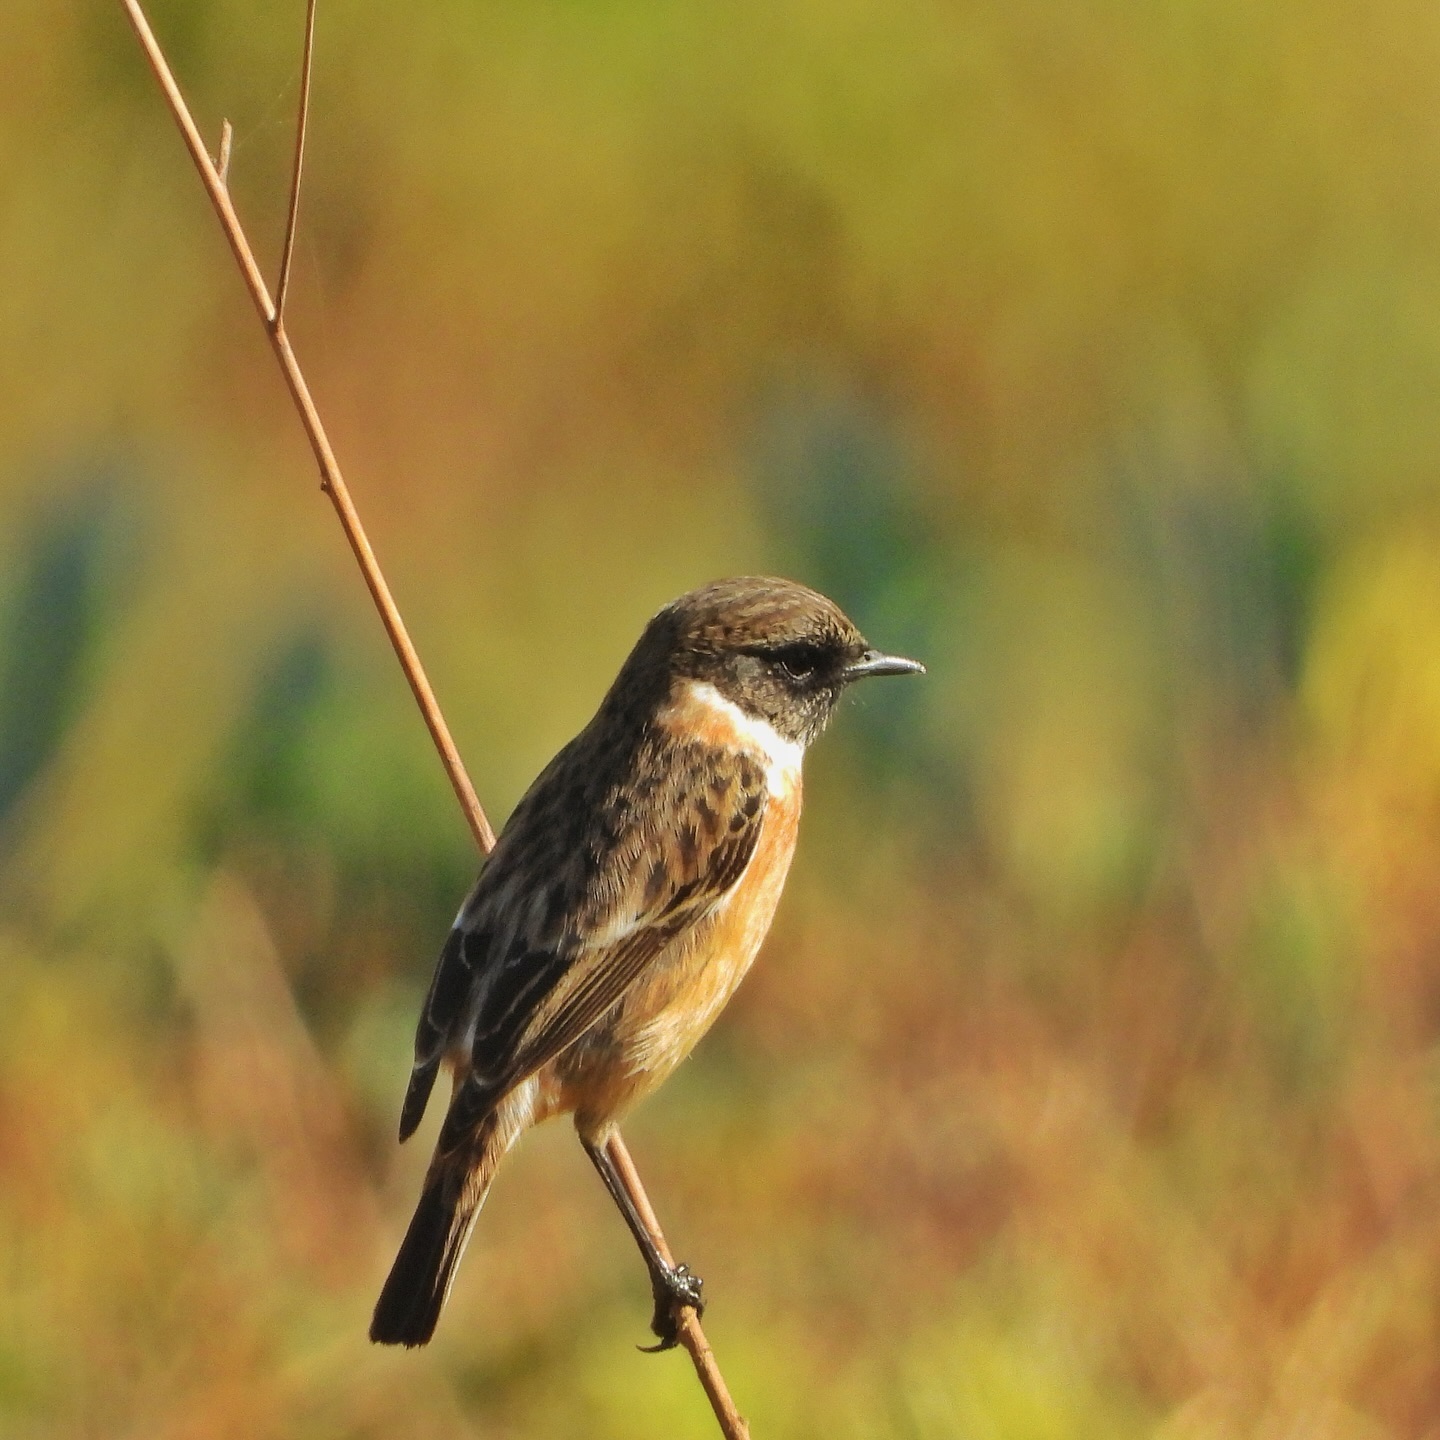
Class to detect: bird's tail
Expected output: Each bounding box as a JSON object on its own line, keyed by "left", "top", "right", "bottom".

{"left": 370, "top": 1115, "right": 501, "bottom": 1347}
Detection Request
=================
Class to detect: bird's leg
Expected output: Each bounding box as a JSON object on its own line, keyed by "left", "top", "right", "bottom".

{"left": 581, "top": 1133, "right": 705, "bottom": 1351}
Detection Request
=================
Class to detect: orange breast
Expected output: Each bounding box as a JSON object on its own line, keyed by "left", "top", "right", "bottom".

{"left": 665, "top": 778, "right": 802, "bottom": 1044}
{"left": 560, "top": 774, "right": 803, "bottom": 1132}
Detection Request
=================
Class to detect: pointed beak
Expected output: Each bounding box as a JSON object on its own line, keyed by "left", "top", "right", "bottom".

{"left": 843, "top": 649, "right": 927, "bottom": 681}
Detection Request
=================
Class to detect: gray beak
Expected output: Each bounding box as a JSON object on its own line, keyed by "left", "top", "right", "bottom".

{"left": 844, "top": 649, "right": 927, "bottom": 681}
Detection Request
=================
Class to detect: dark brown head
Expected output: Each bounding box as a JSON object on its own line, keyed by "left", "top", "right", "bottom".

{"left": 622, "top": 576, "right": 924, "bottom": 746}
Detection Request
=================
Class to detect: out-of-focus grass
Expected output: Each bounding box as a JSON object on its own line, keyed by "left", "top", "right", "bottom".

{"left": 5, "top": 0, "right": 1440, "bottom": 1435}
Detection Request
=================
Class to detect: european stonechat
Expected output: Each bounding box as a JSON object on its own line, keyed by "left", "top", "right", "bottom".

{"left": 370, "top": 576, "right": 924, "bottom": 1348}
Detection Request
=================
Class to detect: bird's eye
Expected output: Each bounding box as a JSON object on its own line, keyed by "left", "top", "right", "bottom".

{"left": 773, "top": 644, "right": 820, "bottom": 681}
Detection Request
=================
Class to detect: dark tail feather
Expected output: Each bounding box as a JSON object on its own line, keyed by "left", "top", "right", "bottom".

{"left": 371, "top": 1126, "right": 497, "bottom": 1346}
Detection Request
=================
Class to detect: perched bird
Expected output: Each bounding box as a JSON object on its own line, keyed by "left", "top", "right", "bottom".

{"left": 370, "top": 576, "right": 924, "bottom": 1348}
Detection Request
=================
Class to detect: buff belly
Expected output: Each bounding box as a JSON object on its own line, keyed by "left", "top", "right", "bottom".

{"left": 554, "top": 782, "right": 801, "bottom": 1138}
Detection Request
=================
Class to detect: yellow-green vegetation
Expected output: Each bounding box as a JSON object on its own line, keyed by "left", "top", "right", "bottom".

{"left": 5, "top": 0, "right": 1440, "bottom": 1434}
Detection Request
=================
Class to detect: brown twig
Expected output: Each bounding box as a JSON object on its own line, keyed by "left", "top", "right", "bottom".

{"left": 274, "top": 0, "right": 316, "bottom": 321}
{"left": 116, "top": 3, "right": 750, "bottom": 1435}
{"left": 606, "top": 1135, "right": 752, "bottom": 1437}
{"left": 117, "top": 0, "right": 494, "bottom": 856}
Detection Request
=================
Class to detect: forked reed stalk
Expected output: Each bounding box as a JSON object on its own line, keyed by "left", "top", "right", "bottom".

{"left": 115, "top": 3, "right": 752, "bottom": 1434}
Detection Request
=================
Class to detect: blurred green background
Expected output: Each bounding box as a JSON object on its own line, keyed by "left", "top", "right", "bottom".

{"left": 6, "top": 1, "right": 1440, "bottom": 1435}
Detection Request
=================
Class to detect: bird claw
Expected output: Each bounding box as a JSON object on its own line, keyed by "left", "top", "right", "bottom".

{"left": 637, "top": 1263, "right": 705, "bottom": 1352}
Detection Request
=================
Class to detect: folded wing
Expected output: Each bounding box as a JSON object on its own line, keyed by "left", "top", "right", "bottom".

{"left": 400, "top": 733, "right": 769, "bottom": 1149}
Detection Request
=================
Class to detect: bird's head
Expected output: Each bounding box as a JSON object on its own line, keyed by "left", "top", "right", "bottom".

{"left": 634, "top": 576, "right": 924, "bottom": 747}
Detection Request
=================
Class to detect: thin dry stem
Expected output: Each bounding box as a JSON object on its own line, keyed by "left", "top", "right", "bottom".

{"left": 274, "top": 0, "right": 317, "bottom": 322}
{"left": 117, "top": 3, "right": 751, "bottom": 1435}
{"left": 117, "top": 0, "right": 495, "bottom": 856}
{"left": 606, "top": 1134, "right": 753, "bottom": 1437}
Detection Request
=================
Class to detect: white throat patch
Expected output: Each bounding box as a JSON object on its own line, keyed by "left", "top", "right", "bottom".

{"left": 684, "top": 681, "right": 804, "bottom": 792}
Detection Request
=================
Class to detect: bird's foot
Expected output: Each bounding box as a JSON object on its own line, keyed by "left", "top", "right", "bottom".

{"left": 638, "top": 1262, "right": 705, "bottom": 1353}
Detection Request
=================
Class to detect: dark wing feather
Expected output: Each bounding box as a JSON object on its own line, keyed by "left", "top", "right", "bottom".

{"left": 399, "top": 926, "right": 473, "bottom": 1140}
{"left": 500, "top": 822, "right": 759, "bottom": 1083}
{"left": 405, "top": 725, "right": 768, "bottom": 1146}
{"left": 434, "top": 921, "right": 685, "bottom": 1159}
